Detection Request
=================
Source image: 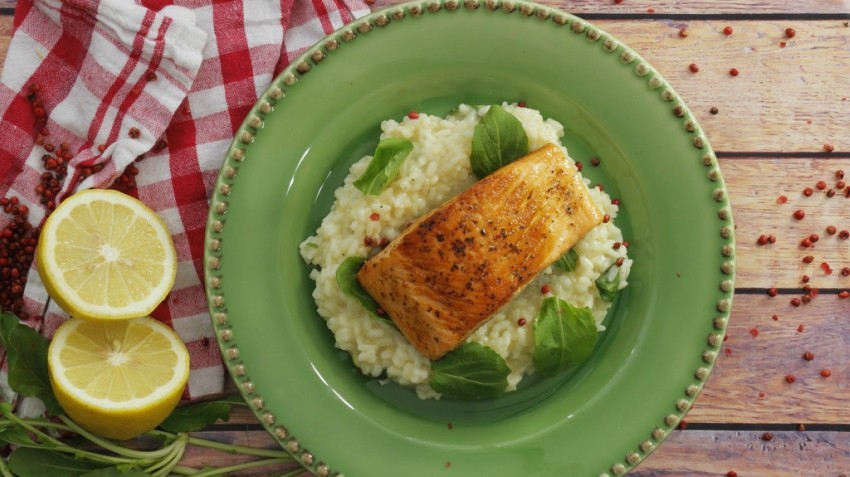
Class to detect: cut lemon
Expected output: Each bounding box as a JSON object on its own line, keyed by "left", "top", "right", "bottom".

{"left": 36, "top": 189, "right": 176, "bottom": 320}
{"left": 48, "top": 316, "right": 190, "bottom": 440}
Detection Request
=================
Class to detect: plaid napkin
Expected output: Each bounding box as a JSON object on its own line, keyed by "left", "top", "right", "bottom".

{"left": 0, "top": 0, "right": 369, "bottom": 401}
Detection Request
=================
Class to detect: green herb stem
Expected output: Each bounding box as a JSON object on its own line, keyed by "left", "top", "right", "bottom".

{"left": 185, "top": 435, "right": 291, "bottom": 459}
{"left": 0, "top": 455, "right": 13, "bottom": 477}
{"left": 58, "top": 415, "right": 176, "bottom": 461}
{"left": 146, "top": 433, "right": 188, "bottom": 477}
{"left": 179, "top": 457, "right": 298, "bottom": 477}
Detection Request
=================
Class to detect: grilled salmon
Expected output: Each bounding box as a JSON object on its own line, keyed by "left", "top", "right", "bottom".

{"left": 356, "top": 143, "right": 603, "bottom": 360}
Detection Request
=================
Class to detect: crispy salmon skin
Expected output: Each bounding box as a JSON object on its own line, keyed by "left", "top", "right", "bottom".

{"left": 356, "top": 143, "right": 603, "bottom": 360}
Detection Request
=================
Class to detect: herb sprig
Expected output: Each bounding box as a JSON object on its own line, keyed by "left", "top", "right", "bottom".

{"left": 0, "top": 312, "right": 304, "bottom": 477}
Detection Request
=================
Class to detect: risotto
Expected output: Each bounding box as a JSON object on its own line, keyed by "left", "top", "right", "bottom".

{"left": 299, "top": 104, "right": 631, "bottom": 399}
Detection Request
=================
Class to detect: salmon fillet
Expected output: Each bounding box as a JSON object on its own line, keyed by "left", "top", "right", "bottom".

{"left": 356, "top": 143, "right": 603, "bottom": 360}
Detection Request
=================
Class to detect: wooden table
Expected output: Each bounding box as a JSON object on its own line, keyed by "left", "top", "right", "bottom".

{"left": 2, "top": 1, "right": 849, "bottom": 476}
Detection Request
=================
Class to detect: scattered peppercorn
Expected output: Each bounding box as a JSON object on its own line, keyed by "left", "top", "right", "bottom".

{"left": 839, "top": 230, "right": 850, "bottom": 239}
{"left": 710, "top": 106, "right": 719, "bottom": 115}
{"left": 723, "top": 25, "right": 733, "bottom": 35}
{"left": 771, "top": 314, "right": 779, "bottom": 321}
{"left": 726, "top": 471, "right": 738, "bottom": 477}
{"left": 842, "top": 267, "right": 850, "bottom": 276}
{"left": 803, "top": 255, "right": 815, "bottom": 263}
{"left": 785, "top": 27, "right": 796, "bottom": 38}
{"left": 785, "top": 374, "right": 796, "bottom": 383}
{"left": 837, "top": 170, "right": 845, "bottom": 180}
{"left": 803, "top": 351, "right": 814, "bottom": 361}
{"left": 678, "top": 27, "right": 688, "bottom": 38}
{"left": 790, "top": 297, "right": 801, "bottom": 306}
{"left": 801, "top": 275, "right": 810, "bottom": 283}
{"left": 767, "top": 287, "right": 778, "bottom": 297}
{"left": 591, "top": 157, "right": 600, "bottom": 167}
{"left": 797, "top": 424, "right": 806, "bottom": 431}
{"left": 816, "top": 180, "right": 827, "bottom": 190}
{"left": 798, "top": 323, "right": 805, "bottom": 332}
{"left": 776, "top": 195, "right": 787, "bottom": 204}
{"left": 749, "top": 327, "right": 759, "bottom": 338}
{"left": 517, "top": 317, "right": 527, "bottom": 326}
{"left": 800, "top": 237, "right": 812, "bottom": 248}
{"left": 541, "top": 284, "right": 551, "bottom": 294}
{"left": 729, "top": 68, "right": 740, "bottom": 76}
{"left": 369, "top": 212, "right": 380, "bottom": 221}
{"left": 575, "top": 161, "right": 583, "bottom": 172}
{"left": 128, "top": 127, "right": 141, "bottom": 139}
{"left": 611, "top": 198, "right": 620, "bottom": 206}
{"left": 839, "top": 291, "right": 850, "bottom": 298}
{"left": 615, "top": 257, "right": 625, "bottom": 267}
{"left": 603, "top": 214, "right": 611, "bottom": 223}
{"left": 688, "top": 63, "right": 699, "bottom": 73}
{"left": 820, "top": 369, "right": 832, "bottom": 378}
{"left": 407, "top": 111, "right": 420, "bottom": 120}
{"left": 809, "top": 233, "right": 819, "bottom": 243}
{"left": 761, "top": 432, "right": 773, "bottom": 441}
{"left": 823, "top": 143, "right": 835, "bottom": 153}
{"left": 827, "top": 225, "right": 837, "bottom": 235}
{"left": 803, "top": 187, "right": 814, "bottom": 196}
{"left": 793, "top": 210, "right": 805, "bottom": 220}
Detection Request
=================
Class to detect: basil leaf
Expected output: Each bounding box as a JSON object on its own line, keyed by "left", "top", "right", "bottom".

{"left": 532, "top": 297, "right": 598, "bottom": 377}
{"left": 553, "top": 248, "right": 579, "bottom": 272}
{"left": 354, "top": 137, "right": 414, "bottom": 195}
{"left": 158, "top": 396, "right": 243, "bottom": 433}
{"left": 595, "top": 263, "right": 622, "bottom": 303}
{"left": 336, "top": 256, "right": 389, "bottom": 321}
{"left": 0, "top": 312, "right": 61, "bottom": 415}
{"left": 470, "top": 104, "right": 529, "bottom": 178}
{"left": 429, "top": 342, "right": 510, "bottom": 400}
{"left": 8, "top": 448, "right": 111, "bottom": 477}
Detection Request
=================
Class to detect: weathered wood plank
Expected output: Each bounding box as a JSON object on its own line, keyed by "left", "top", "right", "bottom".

{"left": 0, "top": 18, "right": 847, "bottom": 153}
{"left": 179, "top": 427, "right": 850, "bottom": 477}
{"left": 597, "top": 19, "right": 850, "bottom": 153}
{"left": 637, "top": 430, "right": 850, "bottom": 476}
{"left": 689, "top": 293, "right": 850, "bottom": 424}
{"left": 371, "top": 0, "right": 850, "bottom": 15}
{"left": 724, "top": 157, "right": 850, "bottom": 288}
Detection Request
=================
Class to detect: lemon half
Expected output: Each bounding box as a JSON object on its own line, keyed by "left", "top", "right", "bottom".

{"left": 48, "top": 316, "right": 190, "bottom": 440}
{"left": 36, "top": 189, "right": 176, "bottom": 320}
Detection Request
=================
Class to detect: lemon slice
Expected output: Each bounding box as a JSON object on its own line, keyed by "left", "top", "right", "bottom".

{"left": 48, "top": 316, "right": 190, "bottom": 440}
{"left": 36, "top": 189, "right": 176, "bottom": 320}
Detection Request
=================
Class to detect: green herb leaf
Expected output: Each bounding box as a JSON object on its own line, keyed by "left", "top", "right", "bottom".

{"left": 336, "top": 256, "right": 389, "bottom": 321}
{"left": 429, "top": 342, "right": 510, "bottom": 400}
{"left": 354, "top": 137, "right": 414, "bottom": 195}
{"left": 0, "top": 312, "right": 61, "bottom": 415}
{"left": 595, "top": 263, "right": 622, "bottom": 303}
{"left": 158, "top": 396, "right": 242, "bottom": 433}
{"left": 532, "top": 297, "right": 598, "bottom": 377}
{"left": 0, "top": 422, "right": 37, "bottom": 447}
{"left": 553, "top": 248, "right": 579, "bottom": 272}
{"left": 8, "top": 448, "right": 110, "bottom": 477}
{"left": 470, "top": 104, "right": 529, "bottom": 178}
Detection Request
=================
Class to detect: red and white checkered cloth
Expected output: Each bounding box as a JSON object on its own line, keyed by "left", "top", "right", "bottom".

{"left": 0, "top": 0, "right": 369, "bottom": 401}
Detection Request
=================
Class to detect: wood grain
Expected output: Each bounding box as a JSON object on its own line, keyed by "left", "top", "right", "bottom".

{"left": 637, "top": 430, "right": 850, "bottom": 476}
{"left": 370, "top": 0, "right": 850, "bottom": 15}
{"left": 725, "top": 157, "right": 850, "bottom": 288}
{"left": 1, "top": 17, "right": 845, "bottom": 153}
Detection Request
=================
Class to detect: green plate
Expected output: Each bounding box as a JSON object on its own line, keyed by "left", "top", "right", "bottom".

{"left": 204, "top": 2, "right": 735, "bottom": 476}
